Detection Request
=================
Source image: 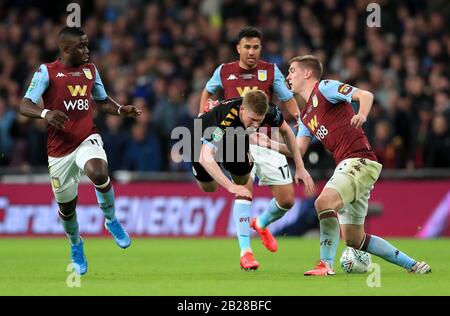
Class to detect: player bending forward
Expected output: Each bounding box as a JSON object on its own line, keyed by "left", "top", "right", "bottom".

{"left": 193, "top": 90, "right": 314, "bottom": 270}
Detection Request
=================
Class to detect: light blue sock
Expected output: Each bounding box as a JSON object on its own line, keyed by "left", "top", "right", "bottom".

{"left": 95, "top": 186, "right": 116, "bottom": 223}
{"left": 60, "top": 211, "right": 80, "bottom": 246}
{"left": 319, "top": 210, "right": 340, "bottom": 267}
{"left": 233, "top": 199, "right": 252, "bottom": 252}
{"left": 257, "top": 198, "right": 289, "bottom": 229}
{"left": 364, "top": 234, "right": 416, "bottom": 270}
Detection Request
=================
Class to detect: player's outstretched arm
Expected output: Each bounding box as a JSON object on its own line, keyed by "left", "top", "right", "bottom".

{"left": 280, "top": 97, "right": 302, "bottom": 121}
{"left": 279, "top": 122, "right": 315, "bottom": 196}
{"left": 20, "top": 98, "right": 69, "bottom": 130}
{"left": 297, "top": 136, "right": 312, "bottom": 158}
{"left": 350, "top": 89, "right": 374, "bottom": 128}
{"left": 249, "top": 132, "right": 312, "bottom": 159}
{"left": 95, "top": 96, "right": 142, "bottom": 118}
{"left": 198, "top": 143, "right": 252, "bottom": 199}
{"left": 249, "top": 132, "right": 290, "bottom": 156}
{"left": 279, "top": 121, "right": 303, "bottom": 168}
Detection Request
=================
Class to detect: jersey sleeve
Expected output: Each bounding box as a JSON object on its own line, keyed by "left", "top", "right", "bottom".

{"left": 264, "top": 105, "right": 284, "bottom": 128}
{"left": 273, "top": 64, "right": 294, "bottom": 102}
{"left": 92, "top": 65, "right": 108, "bottom": 101}
{"left": 200, "top": 106, "right": 224, "bottom": 152}
{"left": 318, "top": 80, "right": 357, "bottom": 104}
{"left": 24, "top": 64, "right": 49, "bottom": 104}
{"left": 296, "top": 120, "right": 314, "bottom": 138}
{"left": 205, "top": 64, "right": 223, "bottom": 94}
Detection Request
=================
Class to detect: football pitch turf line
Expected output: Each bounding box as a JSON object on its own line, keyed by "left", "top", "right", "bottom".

{"left": 0, "top": 238, "right": 449, "bottom": 296}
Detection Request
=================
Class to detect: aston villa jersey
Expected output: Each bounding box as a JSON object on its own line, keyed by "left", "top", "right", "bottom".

{"left": 297, "top": 80, "right": 377, "bottom": 165}
{"left": 24, "top": 60, "right": 107, "bottom": 157}
{"left": 205, "top": 60, "right": 293, "bottom": 101}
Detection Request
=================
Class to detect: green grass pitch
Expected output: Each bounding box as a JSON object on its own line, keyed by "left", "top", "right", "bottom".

{"left": 0, "top": 237, "right": 449, "bottom": 296}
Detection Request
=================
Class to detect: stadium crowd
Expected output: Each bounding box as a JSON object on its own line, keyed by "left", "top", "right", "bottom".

{"left": 0, "top": 0, "right": 449, "bottom": 173}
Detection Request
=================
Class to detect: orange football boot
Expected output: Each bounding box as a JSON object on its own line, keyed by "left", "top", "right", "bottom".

{"left": 304, "top": 260, "right": 336, "bottom": 276}
{"left": 240, "top": 250, "right": 260, "bottom": 271}
{"left": 250, "top": 218, "right": 278, "bottom": 252}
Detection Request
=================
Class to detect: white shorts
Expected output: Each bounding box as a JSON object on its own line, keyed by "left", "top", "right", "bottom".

{"left": 48, "top": 134, "right": 107, "bottom": 203}
{"left": 324, "top": 158, "right": 382, "bottom": 225}
{"left": 249, "top": 144, "right": 293, "bottom": 186}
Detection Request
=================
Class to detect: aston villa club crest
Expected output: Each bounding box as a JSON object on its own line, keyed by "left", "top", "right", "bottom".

{"left": 51, "top": 177, "right": 61, "bottom": 189}
{"left": 83, "top": 68, "right": 93, "bottom": 80}
{"left": 312, "top": 94, "right": 318, "bottom": 107}
{"left": 257, "top": 70, "right": 267, "bottom": 82}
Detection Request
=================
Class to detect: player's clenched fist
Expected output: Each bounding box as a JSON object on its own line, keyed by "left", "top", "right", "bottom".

{"left": 118, "top": 105, "right": 142, "bottom": 118}
{"left": 44, "top": 110, "right": 69, "bottom": 130}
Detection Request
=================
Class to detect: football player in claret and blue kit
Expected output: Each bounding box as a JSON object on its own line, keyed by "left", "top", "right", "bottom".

{"left": 20, "top": 27, "right": 142, "bottom": 275}
{"left": 263, "top": 55, "right": 431, "bottom": 275}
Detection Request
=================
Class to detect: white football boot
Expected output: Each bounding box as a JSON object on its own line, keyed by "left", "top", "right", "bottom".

{"left": 409, "top": 261, "right": 432, "bottom": 274}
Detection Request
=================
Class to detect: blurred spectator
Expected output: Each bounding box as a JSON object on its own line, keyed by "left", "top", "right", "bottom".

{"left": 121, "top": 122, "right": 163, "bottom": 172}
{"left": 9, "top": 114, "right": 31, "bottom": 170}
{"left": 372, "top": 120, "right": 402, "bottom": 169}
{"left": 101, "top": 115, "right": 129, "bottom": 174}
{"left": 152, "top": 81, "right": 188, "bottom": 168}
{"left": 0, "top": 97, "right": 15, "bottom": 165}
{"left": 168, "top": 91, "right": 201, "bottom": 172}
{"left": 409, "top": 104, "right": 433, "bottom": 169}
{"left": 425, "top": 114, "right": 450, "bottom": 168}
{"left": 0, "top": 0, "right": 448, "bottom": 172}
{"left": 434, "top": 91, "right": 450, "bottom": 122}
{"left": 26, "top": 119, "right": 47, "bottom": 166}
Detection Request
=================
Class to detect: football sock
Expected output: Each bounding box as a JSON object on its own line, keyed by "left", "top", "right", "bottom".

{"left": 95, "top": 179, "right": 116, "bottom": 222}
{"left": 319, "top": 209, "right": 340, "bottom": 267}
{"left": 257, "top": 198, "right": 289, "bottom": 229}
{"left": 360, "top": 234, "right": 416, "bottom": 270}
{"left": 59, "top": 210, "right": 80, "bottom": 246}
{"left": 233, "top": 199, "right": 252, "bottom": 253}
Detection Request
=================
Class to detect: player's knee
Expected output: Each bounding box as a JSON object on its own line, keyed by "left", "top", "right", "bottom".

{"left": 276, "top": 195, "right": 294, "bottom": 210}
{"left": 315, "top": 193, "right": 339, "bottom": 212}
{"left": 314, "top": 195, "right": 329, "bottom": 212}
{"left": 84, "top": 160, "right": 109, "bottom": 184}
{"left": 344, "top": 238, "right": 360, "bottom": 248}
{"left": 273, "top": 186, "right": 295, "bottom": 210}
{"left": 58, "top": 198, "right": 77, "bottom": 219}
{"left": 279, "top": 201, "right": 294, "bottom": 210}
{"left": 87, "top": 169, "right": 108, "bottom": 186}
